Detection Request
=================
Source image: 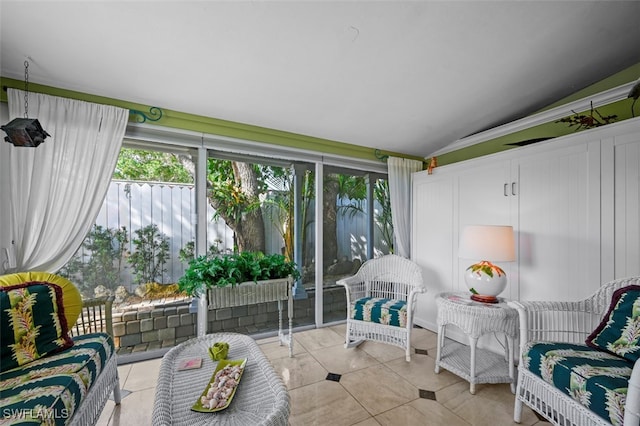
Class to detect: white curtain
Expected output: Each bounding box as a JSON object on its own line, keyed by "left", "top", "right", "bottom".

{"left": 388, "top": 156, "right": 423, "bottom": 258}
{"left": 6, "top": 89, "right": 128, "bottom": 272}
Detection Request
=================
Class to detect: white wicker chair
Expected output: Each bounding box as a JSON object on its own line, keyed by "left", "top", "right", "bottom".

{"left": 510, "top": 276, "right": 640, "bottom": 426}
{"left": 337, "top": 254, "right": 426, "bottom": 362}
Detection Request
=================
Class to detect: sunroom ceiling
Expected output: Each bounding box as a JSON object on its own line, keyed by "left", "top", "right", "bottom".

{"left": 1, "top": 1, "right": 640, "bottom": 158}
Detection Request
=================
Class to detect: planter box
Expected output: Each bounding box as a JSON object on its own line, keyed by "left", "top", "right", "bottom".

{"left": 207, "top": 277, "right": 291, "bottom": 309}
{"left": 206, "top": 276, "right": 294, "bottom": 357}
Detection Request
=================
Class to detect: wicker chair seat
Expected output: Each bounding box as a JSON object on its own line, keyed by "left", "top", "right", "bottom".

{"left": 511, "top": 276, "right": 640, "bottom": 426}
{"left": 351, "top": 297, "right": 407, "bottom": 327}
{"left": 523, "top": 341, "right": 632, "bottom": 425}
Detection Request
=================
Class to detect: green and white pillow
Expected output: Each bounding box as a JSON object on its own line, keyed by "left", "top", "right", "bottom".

{"left": 586, "top": 285, "right": 640, "bottom": 362}
{"left": 0, "top": 282, "right": 74, "bottom": 370}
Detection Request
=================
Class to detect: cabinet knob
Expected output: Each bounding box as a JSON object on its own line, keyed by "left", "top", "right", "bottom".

{"left": 504, "top": 183, "right": 508, "bottom": 197}
{"left": 512, "top": 182, "right": 517, "bottom": 196}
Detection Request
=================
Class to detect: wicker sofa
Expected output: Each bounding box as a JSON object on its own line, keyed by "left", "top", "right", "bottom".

{"left": 511, "top": 276, "right": 640, "bottom": 426}
{"left": 0, "top": 272, "right": 121, "bottom": 426}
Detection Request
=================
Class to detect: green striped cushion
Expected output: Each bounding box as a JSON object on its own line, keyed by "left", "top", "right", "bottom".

{"left": 524, "top": 341, "right": 631, "bottom": 425}
{"left": 351, "top": 297, "right": 407, "bottom": 327}
{"left": 0, "top": 333, "right": 114, "bottom": 426}
{"left": 1, "top": 283, "right": 73, "bottom": 371}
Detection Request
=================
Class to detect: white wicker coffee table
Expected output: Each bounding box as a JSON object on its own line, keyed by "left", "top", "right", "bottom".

{"left": 434, "top": 292, "right": 518, "bottom": 394}
{"left": 152, "top": 333, "right": 290, "bottom": 425}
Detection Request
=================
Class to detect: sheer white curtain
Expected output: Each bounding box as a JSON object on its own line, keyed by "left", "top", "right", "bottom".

{"left": 388, "top": 156, "right": 423, "bottom": 258}
{"left": 6, "top": 89, "right": 128, "bottom": 272}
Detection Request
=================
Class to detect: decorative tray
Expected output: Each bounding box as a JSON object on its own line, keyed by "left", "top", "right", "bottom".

{"left": 191, "top": 358, "right": 247, "bottom": 413}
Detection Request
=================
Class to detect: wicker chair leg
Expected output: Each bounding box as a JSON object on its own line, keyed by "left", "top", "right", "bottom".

{"left": 112, "top": 375, "right": 122, "bottom": 405}
{"left": 345, "top": 338, "right": 365, "bottom": 349}
{"left": 513, "top": 375, "right": 523, "bottom": 423}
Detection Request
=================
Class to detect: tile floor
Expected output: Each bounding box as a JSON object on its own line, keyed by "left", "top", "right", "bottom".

{"left": 97, "top": 325, "right": 547, "bottom": 425}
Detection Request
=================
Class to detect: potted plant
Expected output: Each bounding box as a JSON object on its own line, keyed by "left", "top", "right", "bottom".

{"left": 177, "top": 251, "right": 300, "bottom": 309}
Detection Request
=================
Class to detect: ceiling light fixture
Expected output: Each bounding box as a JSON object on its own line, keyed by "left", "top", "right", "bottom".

{"left": 1, "top": 60, "right": 50, "bottom": 147}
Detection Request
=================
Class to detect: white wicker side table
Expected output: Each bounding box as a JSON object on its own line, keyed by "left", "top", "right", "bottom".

{"left": 434, "top": 292, "right": 518, "bottom": 394}
{"left": 152, "top": 333, "right": 290, "bottom": 425}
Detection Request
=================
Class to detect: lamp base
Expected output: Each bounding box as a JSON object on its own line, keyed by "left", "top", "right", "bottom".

{"left": 470, "top": 294, "right": 499, "bottom": 304}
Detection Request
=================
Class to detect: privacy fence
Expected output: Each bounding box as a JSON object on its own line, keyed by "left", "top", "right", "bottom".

{"left": 78, "top": 180, "right": 384, "bottom": 292}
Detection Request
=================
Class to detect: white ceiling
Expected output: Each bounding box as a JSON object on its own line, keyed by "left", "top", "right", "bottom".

{"left": 2, "top": 1, "right": 640, "bottom": 158}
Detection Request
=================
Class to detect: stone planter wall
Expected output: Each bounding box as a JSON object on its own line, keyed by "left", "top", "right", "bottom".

{"left": 112, "top": 286, "right": 347, "bottom": 355}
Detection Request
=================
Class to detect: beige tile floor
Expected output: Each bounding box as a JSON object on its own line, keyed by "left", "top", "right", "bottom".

{"left": 97, "top": 325, "right": 547, "bottom": 425}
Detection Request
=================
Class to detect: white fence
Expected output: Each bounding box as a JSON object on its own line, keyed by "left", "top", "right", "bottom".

{"left": 83, "top": 180, "right": 388, "bottom": 291}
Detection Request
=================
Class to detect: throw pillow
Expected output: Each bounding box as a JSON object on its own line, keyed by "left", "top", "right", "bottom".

{"left": 0, "top": 272, "right": 82, "bottom": 328}
{"left": 0, "top": 282, "right": 74, "bottom": 370}
{"left": 586, "top": 285, "right": 640, "bottom": 362}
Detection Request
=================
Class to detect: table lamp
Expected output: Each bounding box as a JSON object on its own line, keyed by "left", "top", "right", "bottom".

{"left": 459, "top": 225, "right": 515, "bottom": 303}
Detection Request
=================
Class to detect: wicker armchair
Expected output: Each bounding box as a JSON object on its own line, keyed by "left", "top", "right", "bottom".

{"left": 510, "top": 276, "right": 640, "bottom": 426}
{"left": 337, "top": 254, "right": 426, "bottom": 362}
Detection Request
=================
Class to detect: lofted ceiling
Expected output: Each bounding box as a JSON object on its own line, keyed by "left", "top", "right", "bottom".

{"left": 1, "top": 1, "right": 640, "bottom": 158}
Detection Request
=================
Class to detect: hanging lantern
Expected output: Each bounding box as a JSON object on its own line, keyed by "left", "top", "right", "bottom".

{"left": 1, "top": 60, "right": 50, "bottom": 147}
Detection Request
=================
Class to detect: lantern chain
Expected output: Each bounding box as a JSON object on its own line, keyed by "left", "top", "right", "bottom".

{"left": 23, "top": 60, "right": 29, "bottom": 118}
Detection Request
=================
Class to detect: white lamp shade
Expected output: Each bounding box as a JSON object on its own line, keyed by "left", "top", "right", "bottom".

{"left": 459, "top": 225, "right": 515, "bottom": 262}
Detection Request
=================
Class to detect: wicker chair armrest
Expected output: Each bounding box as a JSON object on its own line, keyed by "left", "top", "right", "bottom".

{"left": 336, "top": 275, "right": 366, "bottom": 304}
{"left": 72, "top": 295, "right": 115, "bottom": 338}
{"left": 509, "top": 299, "right": 604, "bottom": 360}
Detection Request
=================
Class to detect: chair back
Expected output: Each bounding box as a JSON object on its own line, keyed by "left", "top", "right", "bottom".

{"left": 356, "top": 254, "right": 425, "bottom": 301}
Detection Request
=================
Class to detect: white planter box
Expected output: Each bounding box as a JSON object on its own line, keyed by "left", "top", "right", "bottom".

{"left": 206, "top": 276, "right": 295, "bottom": 357}
{"left": 207, "top": 277, "right": 291, "bottom": 309}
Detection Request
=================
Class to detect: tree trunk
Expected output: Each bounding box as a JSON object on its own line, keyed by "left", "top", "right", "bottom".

{"left": 176, "top": 155, "right": 266, "bottom": 253}
{"left": 323, "top": 175, "right": 339, "bottom": 269}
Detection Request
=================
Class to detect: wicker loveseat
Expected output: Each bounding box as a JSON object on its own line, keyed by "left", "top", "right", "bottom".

{"left": 511, "top": 276, "right": 640, "bottom": 426}
{"left": 0, "top": 272, "right": 120, "bottom": 426}
{"left": 337, "top": 254, "right": 426, "bottom": 362}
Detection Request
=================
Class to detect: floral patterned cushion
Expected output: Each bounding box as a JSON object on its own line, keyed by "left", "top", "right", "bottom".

{"left": 1, "top": 283, "right": 73, "bottom": 371}
{"left": 0, "top": 273, "right": 83, "bottom": 330}
{"left": 351, "top": 297, "right": 407, "bottom": 327}
{"left": 523, "top": 341, "right": 632, "bottom": 426}
{"left": 586, "top": 285, "right": 640, "bottom": 363}
{"left": 0, "top": 333, "right": 114, "bottom": 426}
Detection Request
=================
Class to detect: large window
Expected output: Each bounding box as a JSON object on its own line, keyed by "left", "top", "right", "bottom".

{"left": 60, "top": 138, "right": 391, "bottom": 356}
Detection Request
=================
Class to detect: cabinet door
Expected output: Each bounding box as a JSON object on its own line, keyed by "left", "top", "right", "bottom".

{"left": 608, "top": 130, "right": 640, "bottom": 279}
{"left": 457, "top": 160, "right": 515, "bottom": 298}
{"left": 516, "top": 141, "right": 601, "bottom": 302}
{"left": 411, "top": 171, "right": 454, "bottom": 330}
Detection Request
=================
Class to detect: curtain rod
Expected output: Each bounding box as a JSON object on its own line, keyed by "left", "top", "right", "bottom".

{"left": 2, "top": 85, "right": 163, "bottom": 123}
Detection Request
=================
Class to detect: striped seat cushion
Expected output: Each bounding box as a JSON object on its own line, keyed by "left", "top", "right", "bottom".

{"left": 351, "top": 297, "right": 407, "bottom": 327}
{"left": 0, "top": 333, "right": 114, "bottom": 426}
{"left": 523, "top": 341, "right": 632, "bottom": 426}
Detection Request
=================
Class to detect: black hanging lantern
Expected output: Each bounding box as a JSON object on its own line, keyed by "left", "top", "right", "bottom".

{"left": 1, "top": 118, "right": 50, "bottom": 147}
{"left": 1, "top": 60, "right": 50, "bottom": 147}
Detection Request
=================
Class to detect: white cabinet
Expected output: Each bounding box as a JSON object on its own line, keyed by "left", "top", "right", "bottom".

{"left": 515, "top": 141, "right": 602, "bottom": 302}
{"left": 411, "top": 118, "right": 640, "bottom": 332}
{"left": 601, "top": 125, "right": 640, "bottom": 280}
{"left": 412, "top": 172, "right": 454, "bottom": 328}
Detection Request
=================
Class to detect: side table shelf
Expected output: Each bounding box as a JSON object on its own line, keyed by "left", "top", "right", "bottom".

{"left": 434, "top": 292, "right": 518, "bottom": 394}
{"left": 436, "top": 340, "right": 514, "bottom": 387}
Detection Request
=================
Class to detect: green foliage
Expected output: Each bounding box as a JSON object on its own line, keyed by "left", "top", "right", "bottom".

{"left": 59, "top": 225, "right": 128, "bottom": 295}
{"left": 207, "top": 159, "right": 261, "bottom": 223}
{"left": 177, "top": 252, "right": 301, "bottom": 297}
{"left": 374, "top": 179, "right": 394, "bottom": 253}
{"left": 114, "top": 148, "right": 193, "bottom": 183}
{"left": 128, "top": 224, "right": 170, "bottom": 285}
{"left": 178, "top": 239, "right": 226, "bottom": 264}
